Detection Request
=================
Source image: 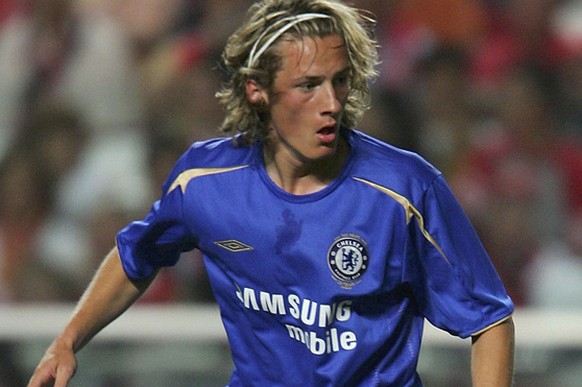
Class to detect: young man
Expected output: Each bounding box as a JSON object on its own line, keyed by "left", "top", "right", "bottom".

{"left": 28, "top": 0, "right": 515, "bottom": 386}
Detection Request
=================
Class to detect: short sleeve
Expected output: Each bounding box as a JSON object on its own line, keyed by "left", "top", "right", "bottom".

{"left": 405, "top": 175, "right": 514, "bottom": 338}
{"left": 116, "top": 183, "right": 196, "bottom": 281}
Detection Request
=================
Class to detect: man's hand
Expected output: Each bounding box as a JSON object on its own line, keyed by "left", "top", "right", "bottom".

{"left": 27, "top": 339, "right": 77, "bottom": 387}
{"left": 27, "top": 248, "right": 153, "bottom": 387}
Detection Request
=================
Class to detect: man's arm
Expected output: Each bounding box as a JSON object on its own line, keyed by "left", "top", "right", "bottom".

{"left": 471, "top": 317, "right": 515, "bottom": 387}
{"left": 27, "top": 246, "right": 156, "bottom": 387}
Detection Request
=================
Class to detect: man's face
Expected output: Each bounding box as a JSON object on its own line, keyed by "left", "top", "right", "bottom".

{"left": 262, "top": 34, "right": 350, "bottom": 163}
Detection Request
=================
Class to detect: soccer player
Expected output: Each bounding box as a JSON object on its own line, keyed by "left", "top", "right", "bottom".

{"left": 28, "top": 0, "right": 515, "bottom": 386}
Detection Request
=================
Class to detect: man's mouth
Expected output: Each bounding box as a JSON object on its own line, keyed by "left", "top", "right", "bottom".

{"left": 317, "top": 125, "right": 337, "bottom": 143}
{"left": 318, "top": 126, "right": 335, "bottom": 135}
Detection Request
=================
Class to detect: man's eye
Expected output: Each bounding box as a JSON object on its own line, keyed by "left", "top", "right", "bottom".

{"left": 299, "top": 82, "right": 317, "bottom": 90}
{"left": 334, "top": 75, "right": 349, "bottom": 87}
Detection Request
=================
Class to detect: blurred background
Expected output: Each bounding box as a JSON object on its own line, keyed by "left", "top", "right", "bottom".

{"left": 0, "top": 0, "right": 581, "bottom": 386}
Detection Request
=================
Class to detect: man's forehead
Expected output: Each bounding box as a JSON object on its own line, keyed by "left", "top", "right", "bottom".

{"left": 276, "top": 35, "right": 347, "bottom": 68}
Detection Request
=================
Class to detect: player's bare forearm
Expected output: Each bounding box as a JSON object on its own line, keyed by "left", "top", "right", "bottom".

{"left": 61, "top": 247, "right": 153, "bottom": 351}
{"left": 470, "top": 317, "right": 515, "bottom": 387}
{"left": 27, "top": 247, "right": 155, "bottom": 387}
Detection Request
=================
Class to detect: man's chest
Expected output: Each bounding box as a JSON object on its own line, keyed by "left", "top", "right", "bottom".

{"left": 182, "top": 177, "right": 410, "bottom": 296}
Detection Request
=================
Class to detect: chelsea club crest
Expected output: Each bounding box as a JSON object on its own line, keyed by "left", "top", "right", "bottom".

{"left": 327, "top": 234, "right": 369, "bottom": 288}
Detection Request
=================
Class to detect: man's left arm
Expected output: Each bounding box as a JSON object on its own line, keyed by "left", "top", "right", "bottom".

{"left": 471, "top": 317, "right": 515, "bottom": 387}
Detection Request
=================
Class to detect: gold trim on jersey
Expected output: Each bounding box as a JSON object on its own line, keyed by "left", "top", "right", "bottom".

{"left": 352, "top": 177, "right": 451, "bottom": 266}
{"left": 167, "top": 166, "right": 249, "bottom": 194}
{"left": 470, "top": 314, "right": 513, "bottom": 337}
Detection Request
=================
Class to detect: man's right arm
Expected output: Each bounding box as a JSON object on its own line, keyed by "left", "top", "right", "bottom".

{"left": 27, "top": 246, "right": 155, "bottom": 387}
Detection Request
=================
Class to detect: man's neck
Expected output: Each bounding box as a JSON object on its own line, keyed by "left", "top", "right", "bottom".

{"left": 264, "top": 136, "right": 349, "bottom": 195}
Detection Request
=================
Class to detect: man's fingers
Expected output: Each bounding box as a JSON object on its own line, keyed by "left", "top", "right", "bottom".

{"left": 53, "top": 364, "right": 75, "bottom": 387}
{"left": 27, "top": 366, "right": 56, "bottom": 387}
{"left": 27, "top": 362, "right": 75, "bottom": 387}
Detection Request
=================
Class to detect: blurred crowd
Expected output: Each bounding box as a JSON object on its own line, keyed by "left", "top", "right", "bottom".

{"left": 0, "top": 0, "right": 581, "bottom": 310}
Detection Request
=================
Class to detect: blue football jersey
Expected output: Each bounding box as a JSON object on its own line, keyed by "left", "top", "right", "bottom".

{"left": 117, "top": 128, "right": 514, "bottom": 386}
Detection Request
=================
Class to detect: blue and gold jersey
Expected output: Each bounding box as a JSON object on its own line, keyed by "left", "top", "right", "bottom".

{"left": 117, "top": 128, "right": 513, "bottom": 386}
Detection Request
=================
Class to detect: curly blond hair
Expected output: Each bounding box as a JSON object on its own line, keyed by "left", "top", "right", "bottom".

{"left": 215, "top": 0, "right": 379, "bottom": 144}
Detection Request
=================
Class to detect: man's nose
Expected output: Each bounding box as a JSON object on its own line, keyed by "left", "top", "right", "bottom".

{"left": 319, "top": 82, "right": 342, "bottom": 116}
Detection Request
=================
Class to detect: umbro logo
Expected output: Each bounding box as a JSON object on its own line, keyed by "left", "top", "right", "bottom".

{"left": 215, "top": 240, "right": 254, "bottom": 252}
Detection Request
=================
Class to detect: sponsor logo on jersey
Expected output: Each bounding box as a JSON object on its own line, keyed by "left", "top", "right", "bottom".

{"left": 327, "top": 234, "right": 369, "bottom": 288}
{"left": 215, "top": 239, "right": 253, "bottom": 252}
{"left": 235, "top": 284, "right": 359, "bottom": 355}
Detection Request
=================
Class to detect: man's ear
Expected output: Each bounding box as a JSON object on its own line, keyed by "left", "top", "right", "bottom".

{"left": 245, "top": 79, "right": 268, "bottom": 105}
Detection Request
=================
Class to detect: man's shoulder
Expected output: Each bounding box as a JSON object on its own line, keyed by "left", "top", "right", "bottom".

{"left": 349, "top": 129, "right": 441, "bottom": 186}
{"left": 161, "top": 136, "right": 256, "bottom": 193}
{"left": 180, "top": 136, "right": 255, "bottom": 168}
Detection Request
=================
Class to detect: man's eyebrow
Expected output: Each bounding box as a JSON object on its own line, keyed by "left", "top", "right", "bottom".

{"left": 332, "top": 66, "right": 352, "bottom": 80}
{"left": 336, "top": 66, "right": 351, "bottom": 76}
{"left": 298, "top": 75, "right": 324, "bottom": 82}
{"left": 296, "top": 66, "right": 351, "bottom": 82}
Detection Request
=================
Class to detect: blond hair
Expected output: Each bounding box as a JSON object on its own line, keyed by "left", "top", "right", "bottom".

{"left": 216, "top": 0, "right": 379, "bottom": 144}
